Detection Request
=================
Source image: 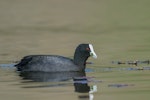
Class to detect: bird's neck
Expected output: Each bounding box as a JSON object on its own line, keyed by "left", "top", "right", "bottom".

{"left": 73, "top": 52, "right": 88, "bottom": 70}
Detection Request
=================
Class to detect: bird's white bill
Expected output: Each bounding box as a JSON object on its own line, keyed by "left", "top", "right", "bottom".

{"left": 89, "top": 44, "right": 97, "bottom": 59}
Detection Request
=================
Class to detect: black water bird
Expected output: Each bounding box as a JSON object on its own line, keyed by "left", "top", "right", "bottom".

{"left": 15, "top": 44, "right": 97, "bottom": 72}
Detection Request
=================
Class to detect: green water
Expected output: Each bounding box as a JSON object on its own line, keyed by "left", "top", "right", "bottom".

{"left": 0, "top": 0, "right": 150, "bottom": 100}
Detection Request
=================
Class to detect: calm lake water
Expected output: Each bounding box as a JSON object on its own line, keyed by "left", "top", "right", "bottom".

{"left": 0, "top": 0, "right": 150, "bottom": 100}
{"left": 0, "top": 62, "right": 150, "bottom": 100}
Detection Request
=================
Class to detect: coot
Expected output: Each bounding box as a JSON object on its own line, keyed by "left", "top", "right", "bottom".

{"left": 15, "top": 44, "right": 97, "bottom": 72}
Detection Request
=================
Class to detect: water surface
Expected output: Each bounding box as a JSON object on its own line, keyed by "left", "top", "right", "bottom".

{"left": 0, "top": 63, "right": 149, "bottom": 100}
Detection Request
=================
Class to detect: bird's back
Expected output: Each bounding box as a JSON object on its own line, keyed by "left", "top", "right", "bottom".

{"left": 15, "top": 55, "right": 82, "bottom": 72}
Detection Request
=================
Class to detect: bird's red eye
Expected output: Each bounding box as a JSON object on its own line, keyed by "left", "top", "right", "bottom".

{"left": 86, "top": 47, "right": 90, "bottom": 51}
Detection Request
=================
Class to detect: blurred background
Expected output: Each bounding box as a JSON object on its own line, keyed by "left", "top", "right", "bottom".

{"left": 0, "top": 0, "right": 150, "bottom": 64}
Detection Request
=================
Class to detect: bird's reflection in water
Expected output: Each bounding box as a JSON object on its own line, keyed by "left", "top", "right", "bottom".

{"left": 20, "top": 71, "right": 85, "bottom": 82}
{"left": 73, "top": 77, "right": 90, "bottom": 93}
{"left": 19, "top": 71, "right": 97, "bottom": 100}
{"left": 73, "top": 77, "right": 97, "bottom": 100}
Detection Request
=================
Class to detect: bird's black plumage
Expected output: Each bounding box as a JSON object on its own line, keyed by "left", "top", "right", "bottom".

{"left": 15, "top": 44, "right": 97, "bottom": 72}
